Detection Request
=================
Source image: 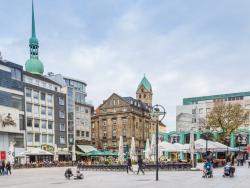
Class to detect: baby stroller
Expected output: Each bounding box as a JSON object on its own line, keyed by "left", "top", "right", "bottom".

{"left": 223, "top": 163, "right": 235, "bottom": 178}
{"left": 202, "top": 161, "right": 213, "bottom": 178}
{"left": 64, "top": 168, "right": 73, "bottom": 180}
{"left": 74, "top": 170, "right": 84, "bottom": 180}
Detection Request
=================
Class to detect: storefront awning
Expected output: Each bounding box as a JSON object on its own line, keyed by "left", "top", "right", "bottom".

{"left": 18, "top": 148, "right": 53, "bottom": 156}
{"left": 77, "top": 145, "right": 97, "bottom": 153}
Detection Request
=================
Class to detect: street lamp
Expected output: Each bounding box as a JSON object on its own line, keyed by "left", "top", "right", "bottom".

{"left": 150, "top": 104, "right": 166, "bottom": 181}
{"left": 202, "top": 127, "right": 211, "bottom": 159}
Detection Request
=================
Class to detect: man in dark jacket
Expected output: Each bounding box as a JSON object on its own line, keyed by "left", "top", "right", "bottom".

{"left": 137, "top": 156, "right": 145, "bottom": 175}
{"left": 127, "top": 157, "right": 133, "bottom": 174}
{"left": 6, "top": 161, "right": 11, "bottom": 175}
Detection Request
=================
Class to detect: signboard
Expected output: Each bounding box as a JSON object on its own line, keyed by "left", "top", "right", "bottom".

{"left": 247, "top": 146, "right": 250, "bottom": 153}
{"left": 0, "top": 151, "right": 6, "bottom": 160}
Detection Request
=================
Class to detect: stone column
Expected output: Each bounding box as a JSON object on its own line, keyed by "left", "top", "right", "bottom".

{"left": 180, "top": 131, "right": 185, "bottom": 160}
{"left": 196, "top": 131, "right": 201, "bottom": 160}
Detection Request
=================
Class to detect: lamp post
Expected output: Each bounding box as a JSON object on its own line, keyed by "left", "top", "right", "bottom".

{"left": 202, "top": 128, "right": 211, "bottom": 159}
{"left": 150, "top": 104, "right": 166, "bottom": 181}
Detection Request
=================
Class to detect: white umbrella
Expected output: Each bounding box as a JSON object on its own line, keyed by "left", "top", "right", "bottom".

{"left": 144, "top": 138, "right": 151, "bottom": 161}
{"left": 150, "top": 134, "right": 156, "bottom": 161}
{"left": 118, "top": 136, "right": 124, "bottom": 163}
{"left": 173, "top": 143, "right": 186, "bottom": 152}
{"left": 130, "top": 137, "right": 137, "bottom": 161}
{"left": 159, "top": 141, "right": 177, "bottom": 152}
{"left": 195, "top": 139, "right": 218, "bottom": 152}
{"left": 19, "top": 147, "right": 53, "bottom": 156}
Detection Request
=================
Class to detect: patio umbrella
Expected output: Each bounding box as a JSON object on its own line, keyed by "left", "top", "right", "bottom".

{"left": 130, "top": 137, "right": 137, "bottom": 161}
{"left": 18, "top": 148, "right": 53, "bottom": 156}
{"left": 158, "top": 141, "right": 177, "bottom": 152}
{"left": 173, "top": 143, "right": 186, "bottom": 152}
{"left": 102, "top": 151, "right": 118, "bottom": 156}
{"left": 144, "top": 138, "right": 151, "bottom": 161}
{"left": 86, "top": 150, "right": 104, "bottom": 156}
{"left": 150, "top": 134, "right": 156, "bottom": 161}
{"left": 118, "top": 136, "right": 124, "bottom": 163}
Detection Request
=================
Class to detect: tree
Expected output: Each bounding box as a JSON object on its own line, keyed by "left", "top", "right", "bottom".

{"left": 206, "top": 102, "right": 249, "bottom": 142}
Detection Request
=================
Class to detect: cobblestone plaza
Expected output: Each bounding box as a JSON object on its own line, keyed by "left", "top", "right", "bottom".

{"left": 1, "top": 166, "right": 250, "bottom": 188}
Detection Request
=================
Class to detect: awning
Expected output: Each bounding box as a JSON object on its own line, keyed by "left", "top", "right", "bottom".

{"left": 75, "top": 151, "right": 87, "bottom": 156}
{"left": 18, "top": 148, "right": 53, "bottom": 156}
{"left": 77, "top": 145, "right": 97, "bottom": 153}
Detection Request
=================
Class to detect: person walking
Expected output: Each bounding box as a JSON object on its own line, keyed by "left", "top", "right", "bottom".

{"left": 0, "top": 160, "right": 2, "bottom": 176}
{"left": 6, "top": 161, "right": 11, "bottom": 175}
{"left": 1, "top": 160, "right": 5, "bottom": 176}
{"left": 126, "top": 157, "right": 133, "bottom": 174}
{"left": 137, "top": 156, "right": 145, "bottom": 175}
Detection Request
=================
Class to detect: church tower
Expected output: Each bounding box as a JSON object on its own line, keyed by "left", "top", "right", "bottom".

{"left": 136, "top": 75, "right": 153, "bottom": 106}
{"left": 25, "top": 0, "right": 44, "bottom": 75}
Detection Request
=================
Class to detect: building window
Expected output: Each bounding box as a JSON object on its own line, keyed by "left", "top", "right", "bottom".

{"left": 85, "top": 109, "right": 88, "bottom": 113}
{"left": 26, "top": 103, "right": 32, "bottom": 113}
{"left": 27, "top": 118, "right": 32, "bottom": 127}
{"left": 48, "top": 121, "right": 53, "bottom": 129}
{"left": 59, "top": 97, "right": 64, "bottom": 105}
{"left": 117, "top": 100, "right": 120, "bottom": 105}
{"left": 34, "top": 105, "right": 39, "bottom": 114}
{"left": 12, "top": 95, "right": 23, "bottom": 110}
{"left": 60, "top": 123, "right": 65, "bottom": 131}
{"left": 113, "top": 99, "right": 116, "bottom": 106}
{"left": 47, "top": 94, "right": 52, "bottom": 103}
{"left": 199, "top": 108, "right": 203, "bottom": 114}
{"left": 112, "top": 130, "right": 116, "bottom": 137}
{"left": 81, "top": 131, "right": 85, "bottom": 137}
{"left": 139, "top": 94, "right": 141, "bottom": 99}
{"left": 42, "top": 135, "right": 47, "bottom": 143}
{"left": 48, "top": 135, "right": 53, "bottom": 143}
{"left": 103, "top": 120, "right": 106, "bottom": 126}
{"left": 41, "top": 92, "right": 46, "bottom": 101}
{"left": 11, "top": 67, "right": 21, "bottom": 81}
{"left": 77, "top": 130, "right": 80, "bottom": 137}
{"left": 112, "top": 119, "right": 117, "bottom": 125}
{"left": 192, "top": 118, "right": 196, "bottom": 123}
{"left": 33, "top": 90, "right": 39, "bottom": 100}
{"left": 34, "top": 119, "right": 40, "bottom": 128}
{"left": 192, "top": 109, "right": 196, "bottom": 114}
{"left": 112, "top": 141, "right": 117, "bottom": 147}
{"left": 75, "top": 105, "right": 80, "bottom": 112}
{"left": 59, "top": 111, "right": 65, "bottom": 118}
{"left": 92, "top": 123, "right": 95, "bottom": 129}
{"left": 41, "top": 106, "right": 46, "bottom": 115}
{"left": 86, "top": 131, "right": 89, "bottom": 137}
{"left": 103, "top": 131, "right": 107, "bottom": 138}
{"left": 35, "top": 133, "right": 40, "bottom": 142}
{"left": 48, "top": 107, "right": 53, "bottom": 116}
{"left": 27, "top": 133, "right": 33, "bottom": 142}
{"left": 60, "top": 136, "right": 65, "bottom": 144}
{"left": 41, "top": 120, "right": 46, "bottom": 129}
{"left": 206, "top": 108, "right": 211, "bottom": 114}
{"left": 26, "top": 88, "right": 32, "bottom": 98}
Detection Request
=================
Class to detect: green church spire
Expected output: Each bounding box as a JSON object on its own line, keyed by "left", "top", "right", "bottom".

{"left": 137, "top": 74, "right": 152, "bottom": 91}
{"left": 25, "top": 0, "right": 44, "bottom": 75}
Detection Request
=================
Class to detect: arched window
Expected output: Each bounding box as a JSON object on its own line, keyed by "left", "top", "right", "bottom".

{"left": 139, "top": 94, "right": 141, "bottom": 98}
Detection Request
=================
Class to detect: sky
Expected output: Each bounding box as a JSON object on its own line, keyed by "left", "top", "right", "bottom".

{"left": 1, "top": 0, "right": 250, "bottom": 131}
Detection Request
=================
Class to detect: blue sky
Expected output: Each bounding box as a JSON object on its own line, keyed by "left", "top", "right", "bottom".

{"left": 1, "top": 0, "right": 250, "bottom": 131}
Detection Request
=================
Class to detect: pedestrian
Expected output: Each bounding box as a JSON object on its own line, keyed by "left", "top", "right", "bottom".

{"left": 137, "top": 156, "right": 145, "bottom": 175}
{"left": 126, "top": 157, "right": 133, "bottom": 174}
{"left": 6, "top": 161, "right": 11, "bottom": 175}
{"left": 1, "top": 160, "right": 5, "bottom": 175}
{"left": 0, "top": 160, "right": 2, "bottom": 176}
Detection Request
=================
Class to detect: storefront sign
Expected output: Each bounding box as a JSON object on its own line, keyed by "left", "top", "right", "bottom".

{"left": 41, "top": 144, "right": 54, "bottom": 152}
{"left": 0, "top": 151, "right": 6, "bottom": 160}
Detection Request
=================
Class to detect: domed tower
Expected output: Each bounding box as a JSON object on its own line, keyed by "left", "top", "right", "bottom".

{"left": 25, "top": 0, "right": 44, "bottom": 75}
{"left": 136, "top": 75, "right": 153, "bottom": 106}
